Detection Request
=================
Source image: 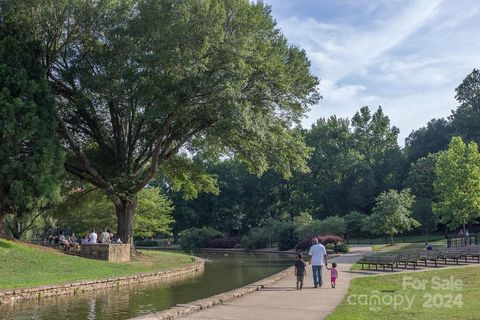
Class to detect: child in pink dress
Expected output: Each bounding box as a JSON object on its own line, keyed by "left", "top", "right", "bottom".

{"left": 327, "top": 262, "right": 338, "bottom": 288}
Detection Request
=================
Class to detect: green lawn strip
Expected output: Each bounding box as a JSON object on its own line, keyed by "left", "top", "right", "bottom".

{"left": 328, "top": 266, "right": 480, "bottom": 320}
{"left": 0, "top": 239, "right": 193, "bottom": 289}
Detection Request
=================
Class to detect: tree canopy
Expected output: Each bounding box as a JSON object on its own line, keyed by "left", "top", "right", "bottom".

{"left": 11, "top": 0, "right": 319, "bottom": 243}
{"left": 364, "top": 189, "right": 418, "bottom": 244}
{"left": 0, "top": 8, "right": 63, "bottom": 238}
{"left": 433, "top": 136, "right": 480, "bottom": 232}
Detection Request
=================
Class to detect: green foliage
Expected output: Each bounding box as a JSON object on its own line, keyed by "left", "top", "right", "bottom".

{"left": 263, "top": 218, "right": 291, "bottom": 246}
{"left": 405, "top": 154, "right": 439, "bottom": 234}
{"left": 412, "top": 197, "right": 438, "bottom": 235}
{"left": 53, "top": 187, "right": 174, "bottom": 237}
{"left": 296, "top": 216, "right": 346, "bottom": 239}
{"left": 405, "top": 119, "right": 452, "bottom": 163}
{"left": 277, "top": 224, "right": 298, "bottom": 251}
{"left": 158, "top": 156, "right": 219, "bottom": 200}
{"left": 325, "top": 242, "right": 349, "bottom": 253}
{"left": 18, "top": 0, "right": 318, "bottom": 243}
{"left": 433, "top": 136, "right": 480, "bottom": 230}
{"left": 365, "top": 189, "right": 419, "bottom": 244}
{"left": 450, "top": 69, "right": 480, "bottom": 144}
{"left": 344, "top": 211, "right": 368, "bottom": 238}
{"left": 0, "top": 6, "right": 63, "bottom": 238}
{"left": 240, "top": 227, "right": 270, "bottom": 250}
{"left": 133, "top": 188, "right": 174, "bottom": 238}
{"left": 179, "top": 226, "right": 223, "bottom": 251}
{"left": 293, "top": 211, "right": 313, "bottom": 230}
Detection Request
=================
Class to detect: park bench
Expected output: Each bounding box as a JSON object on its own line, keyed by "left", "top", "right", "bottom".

{"left": 396, "top": 253, "right": 419, "bottom": 270}
{"left": 357, "top": 254, "right": 398, "bottom": 271}
{"left": 437, "top": 248, "right": 463, "bottom": 265}
{"left": 458, "top": 245, "right": 480, "bottom": 263}
{"left": 417, "top": 251, "right": 441, "bottom": 267}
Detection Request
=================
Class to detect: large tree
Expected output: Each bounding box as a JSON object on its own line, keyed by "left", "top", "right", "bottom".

{"left": 433, "top": 136, "right": 480, "bottom": 235}
{"left": 0, "top": 7, "right": 63, "bottom": 238}
{"left": 19, "top": 0, "right": 319, "bottom": 244}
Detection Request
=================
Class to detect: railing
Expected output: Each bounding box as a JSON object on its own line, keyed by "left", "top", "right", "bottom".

{"left": 447, "top": 234, "right": 479, "bottom": 247}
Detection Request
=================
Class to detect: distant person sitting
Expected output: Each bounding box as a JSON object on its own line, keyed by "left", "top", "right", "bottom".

{"left": 100, "top": 228, "right": 111, "bottom": 244}
{"left": 58, "top": 231, "right": 71, "bottom": 250}
{"left": 425, "top": 242, "right": 433, "bottom": 251}
{"left": 68, "top": 233, "right": 78, "bottom": 249}
{"left": 88, "top": 229, "right": 98, "bottom": 244}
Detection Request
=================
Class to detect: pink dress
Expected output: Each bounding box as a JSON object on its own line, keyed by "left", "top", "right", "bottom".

{"left": 331, "top": 268, "right": 338, "bottom": 283}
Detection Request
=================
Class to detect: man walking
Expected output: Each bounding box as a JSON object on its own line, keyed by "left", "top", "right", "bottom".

{"left": 308, "top": 238, "right": 327, "bottom": 288}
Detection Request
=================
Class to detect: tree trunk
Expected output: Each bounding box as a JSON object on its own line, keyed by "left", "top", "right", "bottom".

{"left": 463, "top": 223, "right": 467, "bottom": 246}
{"left": 114, "top": 197, "right": 137, "bottom": 246}
{"left": 0, "top": 214, "right": 6, "bottom": 238}
{"left": 390, "top": 233, "right": 394, "bottom": 245}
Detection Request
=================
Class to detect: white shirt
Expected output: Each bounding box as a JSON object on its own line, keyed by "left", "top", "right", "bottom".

{"left": 88, "top": 232, "right": 98, "bottom": 244}
{"left": 308, "top": 243, "right": 326, "bottom": 266}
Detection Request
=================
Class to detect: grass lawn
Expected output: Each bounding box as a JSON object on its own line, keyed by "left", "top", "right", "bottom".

{"left": 0, "top": 239, "right": 194, "bottom": 290}
{"left": 327, "top": 266, "right": 480, "bottom": 320}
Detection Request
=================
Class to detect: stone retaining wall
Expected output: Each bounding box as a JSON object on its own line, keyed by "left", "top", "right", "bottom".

{"left": 132, "top": 266, "right": 294, "bottom": 320}
{"left": 0, "top": 259, "right": 204, "bottom": 304}
{"left": 81, "top": 243, "right": 131, "bottom": 262}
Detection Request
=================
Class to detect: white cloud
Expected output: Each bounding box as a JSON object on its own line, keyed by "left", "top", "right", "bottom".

{"left": 267, "top": 0, "right": 480, "bottom": 144}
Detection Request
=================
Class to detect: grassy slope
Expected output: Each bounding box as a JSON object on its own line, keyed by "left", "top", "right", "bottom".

{"left": 0, "top": 239, "right": 193, "bottom": 289}
{"left": 328, "top": 266, "right": 480, "bottom": 320}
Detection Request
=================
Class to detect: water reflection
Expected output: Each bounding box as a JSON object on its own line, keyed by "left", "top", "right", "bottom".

{"left": 0, "top": 252, "right": 292, "bottom": 320}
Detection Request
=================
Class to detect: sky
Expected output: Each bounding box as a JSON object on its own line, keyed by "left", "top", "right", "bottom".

{"left": 263, "top": 0, "right": 480, "bottom": 144}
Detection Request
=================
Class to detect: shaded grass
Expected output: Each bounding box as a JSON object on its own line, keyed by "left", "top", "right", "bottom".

{"left": 0, "top": 239, "right": 193, "bottom": 289}
{"left": 328, "top": 266, "right": 480, "bottom": 320}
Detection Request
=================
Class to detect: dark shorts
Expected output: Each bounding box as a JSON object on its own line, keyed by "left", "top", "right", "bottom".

{"left": 297, "top": 275, "right": 304, "bottom": 282}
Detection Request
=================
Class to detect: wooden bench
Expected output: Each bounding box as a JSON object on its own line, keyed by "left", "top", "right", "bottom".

{"left": 357, "top": 255, "right": 398, "bottom": 272}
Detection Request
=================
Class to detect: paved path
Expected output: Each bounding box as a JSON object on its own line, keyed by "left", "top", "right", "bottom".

{"left": 179, "top": 248, "right": 370, "bottom": 320}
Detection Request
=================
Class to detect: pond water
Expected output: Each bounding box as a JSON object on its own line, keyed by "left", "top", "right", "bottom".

{"left": 0, "top": 252, "right": 293, "bottom": 320}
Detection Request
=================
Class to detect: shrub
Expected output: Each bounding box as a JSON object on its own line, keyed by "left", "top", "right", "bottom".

{"left": 134, "top": 239, "right": 163, "bottom": 247}
{"left": 336, "top": 242, "right": 349, "bottom": 253}
{"left": 344, "top": 211, "right": 368, "bottom": 238}
{"left": 240, "top": 227, "right": 269, "bottom": 249}
{"left": 207, "top": 237, "right": 241, "bottom": 248}
{"left": 294, "top": 234, "right": 345, "bottom": 251}
{"left": 278, "top": 224, "right": 298, "bottom": 251}
{"left": 296, "top": 216, "right": 346, "bottom": 240}
{"left": 293, "top": 211, "right": 313, "bottom": 230}
{"left": 321, "top": 216, "right": 346, "bottom": 235}
{"left": 179, "top": 227, "right": 223, "bottom": 251}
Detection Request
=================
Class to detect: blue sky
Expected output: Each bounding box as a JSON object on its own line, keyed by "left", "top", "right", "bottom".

{"left": 263, "top": 0, "right": 480, "bottom": 144}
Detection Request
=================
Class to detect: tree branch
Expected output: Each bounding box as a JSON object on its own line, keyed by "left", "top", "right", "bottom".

{"left": 56, "top": 112, "right": 110, "bottom": 191}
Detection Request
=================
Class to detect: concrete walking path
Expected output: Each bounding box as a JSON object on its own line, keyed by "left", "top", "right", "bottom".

{"left": 179, "top": 248, "right": 370, "bottom": 320}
